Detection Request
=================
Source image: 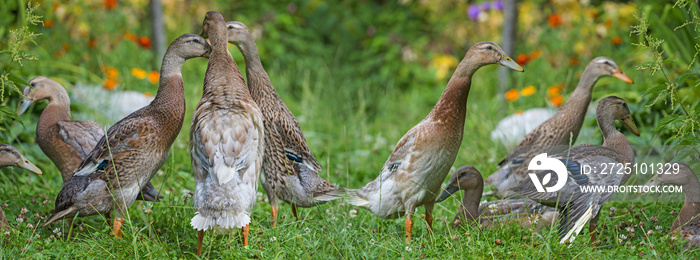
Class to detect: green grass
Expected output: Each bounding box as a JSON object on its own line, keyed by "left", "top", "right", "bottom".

{"left": 1, "top": 48, "right": 699, "bottom": 259}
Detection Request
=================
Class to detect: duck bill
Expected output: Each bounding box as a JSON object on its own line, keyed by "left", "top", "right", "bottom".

{"left": 16, "top": 156, "right": 42, "bottom": 175}
{"left": 498, "top": 55, "right": 524, "bottom": 72}
{"left": 612, "top": 68, "right": 634, "bottom": 84}
{"left": 639, "top": 175, "right": 661, "bottom": 193}
{"left": 435, "top": 185, "right": 459, "bottom": 203}
{"left": 16, "top": 97, "right": 32, "bottom": 116}
{"left": 621, "top": 116, "right": 640, "bottom": 136}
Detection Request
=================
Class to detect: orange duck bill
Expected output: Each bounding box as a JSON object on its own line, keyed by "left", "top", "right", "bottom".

{"left": 612, "top": 68, "right": 633, "bottom": 83}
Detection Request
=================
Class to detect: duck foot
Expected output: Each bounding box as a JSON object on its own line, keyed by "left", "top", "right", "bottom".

{"left": 405, "top": 216, "right": 413, "bottom": 244}
{"left": 426, "top": 213, "right": 433, "bottom": 235}
{"left": 197, "top": 229, "right": 204, "bottom": 256}
{"left": 112, "top": 217, "right": 124, "bottom": 238}
{"left": 242, "top": 224, "right": 249, "bottom": 246}
{"left": 271, "top": 206, "right": 278, "bottom": 227}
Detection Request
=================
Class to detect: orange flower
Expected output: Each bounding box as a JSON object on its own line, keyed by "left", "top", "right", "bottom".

{"left": 505, "top": 89, "right": 519, "bottom": 102}
{"left": 44, "top": 20, "right": 54, "bottom": 28}
{"left": 528, "top": 50, "right": 542, "bottom": 60}
{"left": 547, "top": 84, "right": 561, "bottom": 96}
{"left": 62, "top": 44, "right": 71, "bottom": 52}
{"left": 516, "top": 54, "right": 530, "bottom": 66}
{"left": 521, "top": 86, "right": 536, "bottom": 97}
{"left": 131, "top": 68, "right": 147, "bottom": 79}
{"left": 53, "top": 51, "right": 63, "bottom": 58}
{"left": 549, "top": 95, "right": 563, "bottom": 108}
{"left": 123, "top": 32, "right": 137, "bottom": 42}
{"left": 104, "top": 66, "right": 119, "bottom": 79}
{"left": 144, "top": 92, "right": 153, "bottom": 98}
{"left": 515, "top": 110, "right": 524, "bottom": 114}
{"left": 548, "top": 13, "right": 562, "bottom": 28}
{"left": 569, "top": 56, "right": 579, "bottom": 66}
{"left": 88, "top": 38, "right": 97, "bottom": 48}
{"left": 604, "top": 19, "right": 612, "bottom": 28}
{"left": 138, "top": 36, "right": 152, "bottom": 49}
{"left": 611, "top": 36, "right": 623, "bottom": 45}
{"left": 104, "top": 0, "right": 117, "bottom": 10}
{"left": 147, "top": 71, "right": 160, "bottom": 84}
{"left": 104, "top": 78, "right": 118, "bottom": 90}
{"left": 52, "top": 2, "right": 60, "bottom": 10}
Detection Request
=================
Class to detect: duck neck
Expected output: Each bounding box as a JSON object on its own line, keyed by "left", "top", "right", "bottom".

{"left": 674, "top": 177, "right": 700, "bottom": 231}
{"left": 152, "top": 53, "right": 186, "bottom": 108}
{"left": 457, "top": 182, "right": 483, "bottom": 223}
{"left": 428, "top": 60, "right": 476, "bottom": 126}
{"left": 557, "top": 66, "right": 600, "bottom": 139}
{"left": 37, "top": 90, "right": 71, "bottom": 140}
{"left": 203, "top": 27, "right": 246, "bottom": 96}
{"left": 599, "top": 116, "right": 634, "bottom": 166}
{"left": 236, "top": 38, "right": 272, "bottom": 100}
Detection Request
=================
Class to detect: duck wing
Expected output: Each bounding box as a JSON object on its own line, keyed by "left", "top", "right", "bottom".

{"left": 57, "top": 120, "right": 105, "bottom": 160}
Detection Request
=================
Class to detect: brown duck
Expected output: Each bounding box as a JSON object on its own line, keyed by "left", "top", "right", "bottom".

{"left": 510, "top": 96, "right": 640, "bottom": 244}
{"left": 16, "top": 77, "right": 162, "bottom": 201}
{"left": 346, "top": 42, "right": 524, "bottom": 243}
{"left": 0, "top": 144, "right": 42, "bottom": 230}
{"left": 644, "top": 162, "right": 700, "bottom": 248}
{"left": 42, "top": 34, "right": 210, "bottom": 238}
{"left": 488, "top": 57, "right": 633, "bottom": 198}
{"left": 226, "top": 21, "right": 340, "bottom": 226}
{"left": 435, "top": 165, "right": 557, "bottom": 229}
{"left": 190, "top": 12, "right": 265, "bottom": 255}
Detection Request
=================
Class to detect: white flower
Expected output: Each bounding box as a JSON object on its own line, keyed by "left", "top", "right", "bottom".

{"left": 369, "top": 239, "right": 375, "bottom": 244}
{"left": 143, "top": 203, "right": 153, "bottom": 214}
{"left": 326, "top": 209, "right": 332, "bottom": 215}
{"left": 20, "top": 207, "right": 28, "bottom": 214}
{"left": 270, "top": 236, "right": 277, "bottom": 242}
{"left": 488, "top": 204, "right": 499, "bottom": 214}
{"left": 346, "top": 223, "right": 352, "bottom": 228}
{"left": 655, "top": 225, "right": 663, "bottom": 230}
{"left": 349, "top": 209, "right": 358, "bottom": 218}
{"left": 405, "top": 246, "right": 412, "bottom": 252}
{"left": 53, "top": 228, "right": 61, "bottom": 234}
{"left": 15, "top": 217, "right": 23, "bottom": 223}
{"left": 26, "top": 223, "right": 34, "bottom": 229}
{"left": 181, "top": 189, "right": 192, "bottom": 198}
{"left": 619, "top": 234, "right": 627, "bottom": 240}
{"left": 304, "top": 227, "right": 310, "bottom": 234}
{"left": 625, "top": 226, "right": 634, "bottom": 233}
{"left": 647, "top": 230, "right": 654, "bottom": 236}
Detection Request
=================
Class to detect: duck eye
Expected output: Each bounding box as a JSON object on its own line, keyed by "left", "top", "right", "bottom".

{"left": 30, "top": 82, "right": 36, "bottom": 87}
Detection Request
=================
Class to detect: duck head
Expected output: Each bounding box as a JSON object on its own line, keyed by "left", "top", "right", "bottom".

{"left": 168, "top": 33, "right": 211, "bottom": 59}
{"left": 588, "top": 57, "right": 634, "bottom": 84}
{"left": 0, "top": 144, "right": 42, "bottom": 175}
{"left": 645, "top": 162, "right": 696, "bottom": 187}
{"left": 226, "top": 21, "right": 252, "bottom": 46}
{"left": 596, "top": 96, "right": 640, "bottom": 136}
{"left": 463, "top": 41, "right": 524, "bottom": 73}
{"left": 435, "top": 165, "right": 483, "bottom": 203}
{"left": 16, "top": 76, "right": 67, "bottom": 116}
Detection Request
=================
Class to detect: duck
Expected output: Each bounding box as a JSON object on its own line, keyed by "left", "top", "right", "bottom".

{"left": 509, "top": 96, "right": 640, "bottom": 244}
{"left": 226, "top": 20, "right": 340, "bottom": 226}
{"left": 190, "top": 12, "right": 265, "bottom": 255}
{"left": 435, "top": 165, "right": 557, "bottom": 229}
{"left": 16, "top": 77, "right": 162, "bottom": 202}
{"left": 488, "top": 57, "right": 633, "bottom": 198}
{"left": 346, "top": 42, "right": 524, "bottom": 243}
{"left": 0, "top": 143, "right": 42, "bottom": 230}
{"left": 41, "top": 33, "right": 210, "bottom": 238}
{"left": 644, "top": 162, "right": 700, "bottom": 248}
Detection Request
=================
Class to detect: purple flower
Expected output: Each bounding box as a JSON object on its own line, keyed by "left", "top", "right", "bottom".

{"left": 468, "top": 4, "right": 480, "bottom": 20}
{"left": 492, "top": 0, "right": 504, "bottom": 11}
{"left": 481, "top": 2, "right": 491, "bottom": 11}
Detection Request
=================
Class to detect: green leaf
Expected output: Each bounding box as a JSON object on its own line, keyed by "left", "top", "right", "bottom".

{"left": 652, "top": 114, "right": 679, "bottom": 137}
{"left": 0, "top": 49, "right": 10, "bottom": 55}
{"left": 0, "top": 105, "right": 23, "bottom": 127}
{"left": 642, "top": 84, "right": 668, "bottom": 98}
{"left": 675, "top": 72, "right": 699, "bottom": 86}
{"left": 663, "top": 58, "right": 679, "bottom": 64}
{"left": 7, "top": 73, "right": 29, "bottom": 88}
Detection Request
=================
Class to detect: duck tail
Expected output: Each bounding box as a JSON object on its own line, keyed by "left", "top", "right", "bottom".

{"left": 345, "top": 189, "right": 369, "bottom": 207}
{"left": 312, "top": 187, "right": 347, "bottom": 202}
{"left": 191, "top": 211, "right": 250, "bottom": 231}
{"left": 42, "top": 206, "right": 75, "bottom": 227}
{"left": 558, "top": 192, "right": 600, "bottom": 244}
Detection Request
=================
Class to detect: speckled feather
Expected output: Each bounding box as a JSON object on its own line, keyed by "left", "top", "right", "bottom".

{"left": 190, "top": 13, "right": 264, "bottom": 233}
{"left": 226, "top": 21, "right": 338, "bottom": 209}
